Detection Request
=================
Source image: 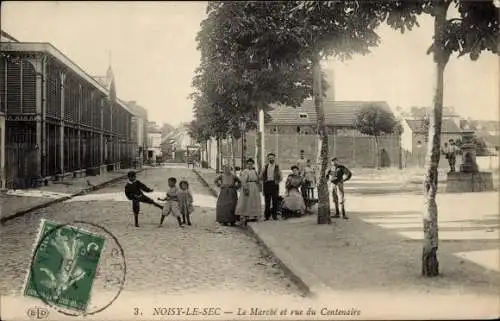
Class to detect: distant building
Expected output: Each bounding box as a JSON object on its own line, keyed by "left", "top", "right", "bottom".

{"left": 161, "top": 123, "right": 198, "bottom": 162}
{"left": 125, "top": 100, "right": 148, "bottom": 167}
{"left": 400, "top": 110, "right": 463, "bottom": 168}
{"left": 147, "top": 122, "right": 162, "bottom": 164}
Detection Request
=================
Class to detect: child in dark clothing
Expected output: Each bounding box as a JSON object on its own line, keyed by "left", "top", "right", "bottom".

{"left": 157, "top": 177, "right": 184, "bottom": 228}
{"left": 124, "top": 171, "right": 163, "bottom": 227}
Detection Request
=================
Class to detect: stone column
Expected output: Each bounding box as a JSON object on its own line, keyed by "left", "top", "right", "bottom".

{"left": 41, "top": 57, "right": 47, "bottom": 178}
{"left": 99, "top": 99, "right": 105, "bottom": 175}
{"left": 77, "top": 84, "right": 82, "bottom": 175}
{"left": 58, "top": 72, "right": 66, "bottom": 180}
{"left": 27, "top": 57, "right": 45, "bottom": 183}
{"left": 0, "top": 115, "right": 5, "bottom": 190}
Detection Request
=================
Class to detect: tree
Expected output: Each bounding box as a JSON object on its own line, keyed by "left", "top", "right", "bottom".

{"left": 381, "top": 0, "right": 498, "bottom": 277}
{"left": 194, "top": 2, "right": 319, "bottom": 172}
{"left": 354, "top": 104, "right": 400, "bottom": 169}
{"left": 160, "top": 123, "right": 176, "bottom": 138}
{"left": 260, "top": 1, "right": 413, "bottom": 225}
{"left": 259, "top": 0, "right": 497, "bottom": 274}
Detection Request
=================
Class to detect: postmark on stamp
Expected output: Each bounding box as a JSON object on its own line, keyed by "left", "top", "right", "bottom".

{"left": 23, "top": 219, "right": 126, "bottom": 316}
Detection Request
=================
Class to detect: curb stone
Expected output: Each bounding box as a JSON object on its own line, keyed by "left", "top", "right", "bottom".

{"left": 0, "top": 168, "right": 146, "bottom": 224}
{"left": 246, "top": 223, "right": 312, "bottom": 297}
{"left": 192, "top": 168, "right": 317, "bottom": 298}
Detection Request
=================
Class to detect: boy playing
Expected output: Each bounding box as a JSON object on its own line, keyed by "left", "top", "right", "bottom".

{"left": 157, "top": 177, "right": 184, "bottom": 228}
{"left": 124, "top": 171, "right": 164, "bottom": 227}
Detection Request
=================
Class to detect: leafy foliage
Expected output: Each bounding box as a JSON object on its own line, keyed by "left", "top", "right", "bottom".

{"left": 455, "top": 134, "right": 491, "bottom": 156}
{"left": 192, "top": 1, "right": 323, "bottom": 142}
{"left": 354, "top": 104, "right": 400, "bottom": 137}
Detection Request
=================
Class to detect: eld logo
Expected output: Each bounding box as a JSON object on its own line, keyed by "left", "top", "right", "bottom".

{"left": 27, "top": 306, "right": 49, "bottom": 319}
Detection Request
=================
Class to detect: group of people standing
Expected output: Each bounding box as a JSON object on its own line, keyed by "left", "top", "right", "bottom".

{"left": 214, "top": 150, "right": 353, "bottom": 226}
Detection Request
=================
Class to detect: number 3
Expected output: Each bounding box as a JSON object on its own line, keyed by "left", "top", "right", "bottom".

{"left": 134, "top": 307, "right": 139, "bottom": 315}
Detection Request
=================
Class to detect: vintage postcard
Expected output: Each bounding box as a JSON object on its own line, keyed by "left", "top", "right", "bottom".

{"left": 0, "top": 1, "right": 498, "bottom": 320}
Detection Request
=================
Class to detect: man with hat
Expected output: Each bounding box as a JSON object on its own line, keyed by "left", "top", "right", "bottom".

{"left": 260, "top": 152, "right": 282, "bottom": 220}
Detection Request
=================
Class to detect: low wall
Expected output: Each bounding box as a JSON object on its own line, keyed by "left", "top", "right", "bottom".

{"left": 217, "top": 132, "right": 401, "bottom": 169}
{"left": 476, "top": 156, "right": 499, "bottom": 171}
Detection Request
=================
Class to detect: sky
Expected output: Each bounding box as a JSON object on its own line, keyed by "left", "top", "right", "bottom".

{"left": 2, "top": 1, "right": 498, "bottom": 127}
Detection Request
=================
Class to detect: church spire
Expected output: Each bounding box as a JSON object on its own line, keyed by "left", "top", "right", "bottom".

{"left": 106, "top": 49, "right": 116, "bottom": 103}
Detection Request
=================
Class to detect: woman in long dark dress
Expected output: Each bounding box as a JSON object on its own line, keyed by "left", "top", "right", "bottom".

{"left": 215, "top": 165, "right": 242, "bottom": 226}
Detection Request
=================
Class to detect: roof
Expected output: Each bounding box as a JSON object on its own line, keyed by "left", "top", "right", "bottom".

{"left": 405, "top": 118, "right": 462, "bottom": 133}
{"left": 406, "top": 106, "right": 460, "bottom": 118}
{"left": 478, "top": 134, "right": 500, "bottom": 147}
{"left": 267, "top": 100, "right": 392, "bottom": 126}
{"left": 125, "top": 101, "right": 148, "bottom": 118}
{"left": 475, "top": 120, "right": 499, "bottom": 132}
{"left": 0, "top": 41, "right": 134, "bottom": 116}
{"left": 1, "top": 30, "right": 19, "bottom": 42}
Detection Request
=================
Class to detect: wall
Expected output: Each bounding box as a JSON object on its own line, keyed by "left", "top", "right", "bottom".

{"left": 148, "top": 133, "right": 162, "bottom": 149}
{"left": 401, "top": 121, "right": 413, "bottom": 153}
{"left": 216, "top": 125, "right": 401, "bottom": 169}
{"left": 136, "top": 118, "right": 144, "bottom": 146}
{"left": 477, "top": 156, "right": 499, "bottom": 171}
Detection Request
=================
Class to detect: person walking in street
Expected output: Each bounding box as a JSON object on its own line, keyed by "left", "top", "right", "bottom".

{"left": 157, "top": 177, "right": 184, "bottom": 228}
{"left": 326, "top": 158, "right": 352, "bottom": 219}
{"left": 260, "top": 153, "right": 282, "bottom": 221}
{"left": 215, "top": 164, "right": 242, "bottom": 226}
{"left": 178, "top": 180, "right": 194, "bottom": 226}
{"left": 281, "top": 165, "right": 306, "bottom": 219}
{"left": 236, "top": 158, "right": 262, "bottom": 225}
{"left": 124, "top": 171, "right": 164, "bottom": 227}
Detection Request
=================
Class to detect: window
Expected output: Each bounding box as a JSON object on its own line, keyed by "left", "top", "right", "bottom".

{"left": 299, "top": 113, "right": 308, "bottom": 118}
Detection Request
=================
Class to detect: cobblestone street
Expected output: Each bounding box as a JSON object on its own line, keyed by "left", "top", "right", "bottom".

{"left": 0, "top": 166, "right": 300, "bottom": 298}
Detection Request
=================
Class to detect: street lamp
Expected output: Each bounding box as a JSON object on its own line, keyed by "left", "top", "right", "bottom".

{"left": 239, "top": 116, "right": 247, "bottom": 169}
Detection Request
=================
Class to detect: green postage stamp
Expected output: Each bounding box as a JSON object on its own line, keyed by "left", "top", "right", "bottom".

{"left": 24, "top": 219, "right": 106, "bottom": 312}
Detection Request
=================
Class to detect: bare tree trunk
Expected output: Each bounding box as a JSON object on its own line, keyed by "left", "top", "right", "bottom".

{"left": 422, "top": 0, "right": 449, "bottom": 277}
{"left": 256, "top": 107, "right": 265, "bottom": 173}
{"left": 256, "top": 113, "right": 263, "bottom": 173}
{"left": 312, "top": 51, "right": 331, "bottom": 225}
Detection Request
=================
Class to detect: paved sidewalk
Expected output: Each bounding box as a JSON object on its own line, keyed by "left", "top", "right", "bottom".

{"left": 195, "top": 167, "right": 500, "bottom": 318}
{"left": 248, "top": 193, "right": 499, "bottom": 318}
{"left": 0, "top": 168, "right": 145, "bottom": 223}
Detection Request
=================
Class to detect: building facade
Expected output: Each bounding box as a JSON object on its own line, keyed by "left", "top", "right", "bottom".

{"left": 401, "top": 117, "right": 463, "bottom": 168}
{"left": 147, "top": 122, "right": 162, "bottom": 163}
{"left": 125, "top": 100, "right": 148, "bottom": 167}
{"left": 0, "top": 41, "right": 135, "bottom": 189}
{"left": 209, "top": 100, "right": 402, "bottom": 170}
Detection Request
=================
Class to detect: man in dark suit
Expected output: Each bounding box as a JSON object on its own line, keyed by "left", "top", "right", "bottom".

{"left": 260, "top": 153, "right": 282, "bottom": 220}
